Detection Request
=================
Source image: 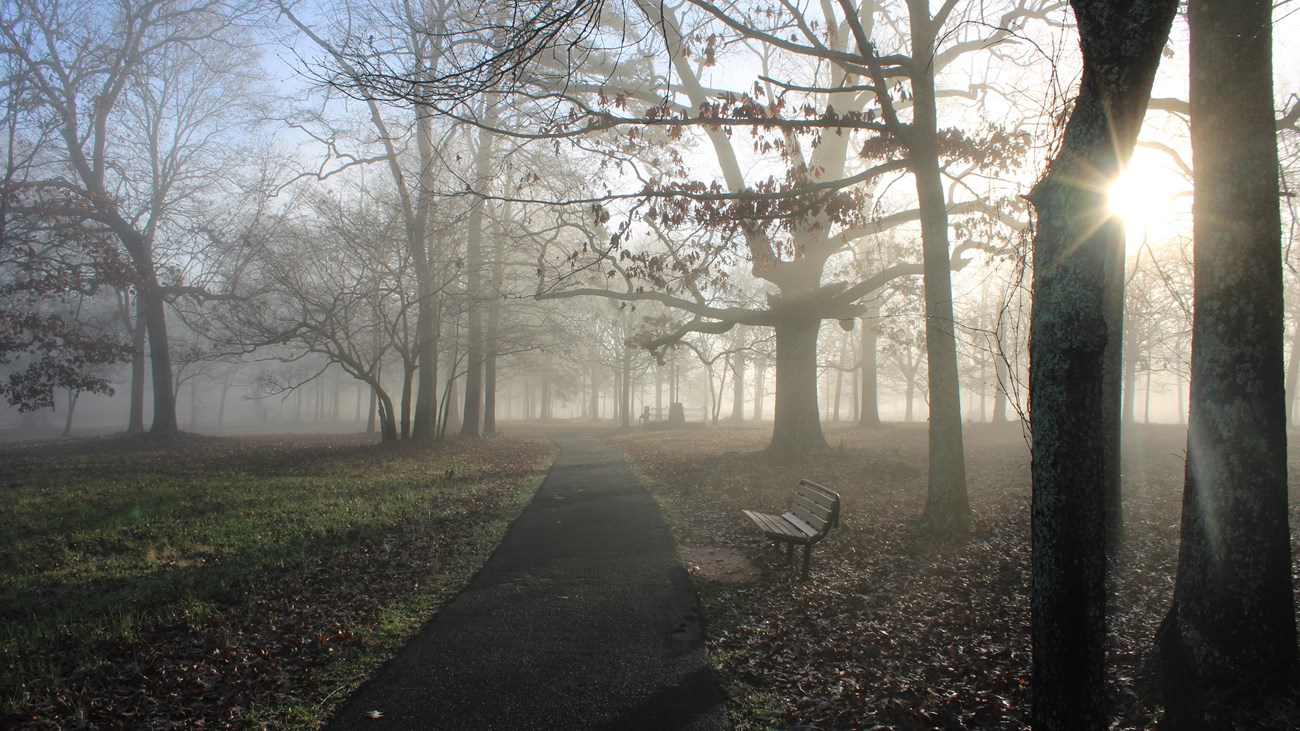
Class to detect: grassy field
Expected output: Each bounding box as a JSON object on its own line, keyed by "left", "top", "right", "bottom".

{"left": 607, "top": 421, "right": 1300, "bottom": 730}
{"left": 0, "top": 431, "right": 555, "bottom": 729}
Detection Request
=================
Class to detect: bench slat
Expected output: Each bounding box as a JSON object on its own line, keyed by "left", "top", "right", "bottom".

{"left": 795, "top": 486, "right": 838, "bottom": 512}
{"left": 781, "top": 511, "right": 819, "bottom": 537}
{"left": 789, "top": 502, "right": 829, "bottom": 532}
{"left": 792, "top": 495, "right": 832, "bottom": 525}
{"left": 743, "top": 509, "right": 806, "bottom": 540}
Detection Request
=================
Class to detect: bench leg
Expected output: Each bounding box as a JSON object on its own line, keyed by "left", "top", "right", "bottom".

{"left": 785, "top": 542, "right": 794, "bottom": 565}
{"left": 800, "top": 544, "right": 812, "bottom": 581}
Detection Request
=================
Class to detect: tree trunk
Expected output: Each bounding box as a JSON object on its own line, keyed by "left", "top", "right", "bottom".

{"left": 1143, "top": 347, "right": 1153, "bottom": 423}
{"left": 218, "top": 379, "right": 231, "bottom": 429}
{"left": 767, "top": 315, "right": 827, "bottom": 459}
{"left": 410, "top": 107, "right": 439, "bottom": 442}
{"left": 376, "top": 388, "right": 398, "bottom": 443}
{"left": 482, "top": 239, "right": 502, "bottom": 437}
{"left": 62, "top": 389, "right": 77, "bottom": 437}
{"left": 708, "top": 361, "right": 721, "bottom": 426}
{"left": 904, "top": 371, "right": 915, "bottom": 422}
{"left": 400, "top": 361, "right": 414, "bottom": 439}
{"left": 367, "top": 386, "right": 377, "bottom": 434}
{"left": 753, "top": 357, "right": 766, "bottom": 421}
{"left": 1160, "top": 0, "right": 1298, "bottom": 724}
{"left": 443, "top": 374, "right": 461, "bottom": 435}
{"left": 412, "top": 290, "right": 439, "bottom": 440}
{"left": 730, "top": 346, "right": 745, "bottom": 421}
{"left": 859, "top": 306, "right": 881, "bottom": 427}
{"left": 907, "top": 3, "right": 969, "bottom": 535}
{"left": 913, "top": 151, "right": 970, "bottom": 535}
{"left": 832, "top": 334, "right": 847, "bottom": 422}
{"left": 1025, "top": 1, "right": 1177, "bottom": 727}
{"left": 1103, "top": 231, "right": 1127, "bottom": 541}
{"left": 978, "top": 350, "right": 987, "bottom": 423}
{"left": 482, "top": 332, "right": 497, "bottom": 435}
{"left": 621, "top": 344, "right": 632, "bottom": 428}
{"left": 127, "top": 296, "right": 146, "bottom": 434}
{"left": 992, "top": 316, "right": 1010, "bottom": 424}
{"left": 460, "top": 120, "right": 495, "bottom": 438}
{"left": 139, "top": 283, "right": 178, "bottom": 434}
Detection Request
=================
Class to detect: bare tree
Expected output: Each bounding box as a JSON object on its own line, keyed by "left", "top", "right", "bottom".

{"left": 0, "top": 0, "right": 260, "bottom": 434}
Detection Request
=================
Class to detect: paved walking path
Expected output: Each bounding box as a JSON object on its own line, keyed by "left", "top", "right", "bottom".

{"left": 324, "top": 430, "right": 727, "bottom": 730}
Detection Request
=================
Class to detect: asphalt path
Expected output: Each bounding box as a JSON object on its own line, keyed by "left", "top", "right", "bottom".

{"left": 324, "top": 429, "right": 727, "bottom": 730}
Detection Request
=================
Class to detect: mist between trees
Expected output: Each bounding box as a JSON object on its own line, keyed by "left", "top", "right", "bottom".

{"left": 3, "top": 0, "right": 1300, "bottom": 726}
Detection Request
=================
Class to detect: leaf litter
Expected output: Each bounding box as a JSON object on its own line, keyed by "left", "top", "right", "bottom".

{"left": 608, "top": 422, "right": 1300, "bottom": 730}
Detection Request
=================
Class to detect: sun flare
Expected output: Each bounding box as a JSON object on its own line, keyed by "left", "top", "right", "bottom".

{"left": 1108, "top": 151, "right": 1188, "bottom": 252}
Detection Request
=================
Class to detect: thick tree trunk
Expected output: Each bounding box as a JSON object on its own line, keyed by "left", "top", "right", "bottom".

{"left": 907, "top": 4, "right": 969, "bottom": 535}
{"left": 1026, "top": 1, "right": 1177, "bottom": 727}
{"left": 1160, "top": 0, "right": 1298, "bottom": 724}
{"left": 139, "top": 283, "right": 178, "bottom": 434}
{"left": 767, "top": 316, "right": 827, "bottom": 459}
{"left": 411, "top": 109, "right": 439, "bottom": 442}
{"left": 411, "top": 293, "right": 439, "bottom": 440}
{"left": 460, "top": 121, "right": 495, "bottom": 438}
{"left": 912, "top": 150, "right": 970, "bottom": 535}
{"left": 376, "top": 388, "right": 398, "bottom": 443}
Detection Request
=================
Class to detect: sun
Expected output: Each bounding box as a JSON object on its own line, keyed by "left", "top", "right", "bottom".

{"left": 1108, "top": 150, "right": 1188, "bottom": 253}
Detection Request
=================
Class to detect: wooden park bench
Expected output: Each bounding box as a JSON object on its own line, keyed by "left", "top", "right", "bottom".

{"left": 742, "top": 479, "right": 841, "bottom": 580}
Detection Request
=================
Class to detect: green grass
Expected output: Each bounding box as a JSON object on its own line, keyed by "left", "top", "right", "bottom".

{"left": 0, "top": 432, "right": 555, "bottom": 728}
